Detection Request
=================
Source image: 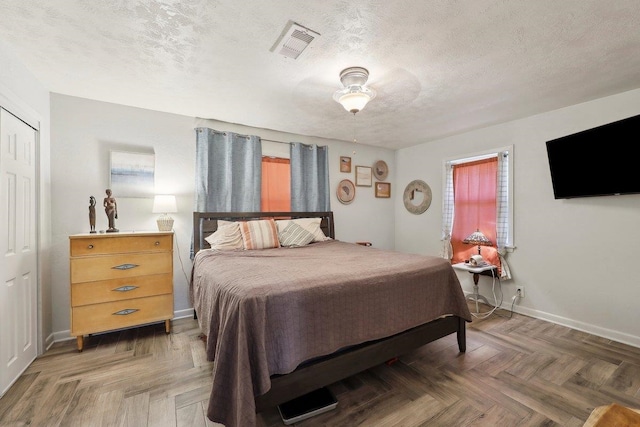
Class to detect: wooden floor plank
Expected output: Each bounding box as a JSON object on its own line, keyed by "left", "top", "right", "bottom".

{"left": 94, "top": 389, "right": 126, "bottom": 427}
{"left": 465, "top": 404, "right": 523, "bottom": 426}
{"left": 176, "top": 402, "right": 207, "bottom": 427}
{"left": 419, "top": 398, "right": 486, "bottom": 426}
{"left": 123, "top": 392, "right": 150, "bottom": 427}
{"left": 29, "top": 380, "right": 80, "bottom": 427}
{"left": 604, "top": 361, "right": 640, "bottom": 396}
{"left": 148, "top": 396, "right": 177, "bottom": 427}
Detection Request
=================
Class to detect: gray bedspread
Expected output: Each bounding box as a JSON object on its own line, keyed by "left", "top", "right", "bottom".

{"left": 190, "top": 240, "right": 472, "bottom": 427}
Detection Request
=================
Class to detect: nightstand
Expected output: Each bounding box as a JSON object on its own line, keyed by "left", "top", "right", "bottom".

{"left": 69, "top": 231, "right": 174, "bottom": 351}
{"left": 452, "top": 262, "right": 499, "bottom": 315}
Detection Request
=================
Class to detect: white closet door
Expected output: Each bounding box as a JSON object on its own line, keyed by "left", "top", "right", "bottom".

{"left": 0, "top": 108, "right": 38, "bottom": 396}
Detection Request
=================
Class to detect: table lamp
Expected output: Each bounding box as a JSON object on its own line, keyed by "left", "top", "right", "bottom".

{"left": 152, "top": 195, "right": 177, "bottom": 231}
{"left": 462, "top": 229, "right": 492, "bottom": 256}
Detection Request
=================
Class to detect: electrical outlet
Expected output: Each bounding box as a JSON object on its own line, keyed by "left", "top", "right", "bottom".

{"left": 516, "top": 286, "right": 525, "bottom": 298}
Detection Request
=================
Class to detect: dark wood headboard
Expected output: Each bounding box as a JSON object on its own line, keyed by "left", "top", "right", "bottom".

{"left": 192, "top": 211, "right": 335, "bottom": 254}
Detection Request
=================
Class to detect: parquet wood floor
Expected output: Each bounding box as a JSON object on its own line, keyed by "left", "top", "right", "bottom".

{"left": 1, "top": 303, "right": 639, "bottom": 426}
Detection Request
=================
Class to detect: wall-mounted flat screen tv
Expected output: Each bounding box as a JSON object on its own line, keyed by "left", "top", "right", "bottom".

{"left": 545, "top": 114, "right": 640, "bottom": 199}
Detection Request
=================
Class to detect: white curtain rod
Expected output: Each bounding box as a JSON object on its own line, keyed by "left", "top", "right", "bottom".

{"left": 194, "top": 127, "right": 291, "bottom": 145}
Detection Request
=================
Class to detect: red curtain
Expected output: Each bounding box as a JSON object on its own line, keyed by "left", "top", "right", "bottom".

{"left": 451, "top": 157, "right": 500, "bottom": 268}
{"left": 261, "top": 157, "right": 291, "bottom": 212}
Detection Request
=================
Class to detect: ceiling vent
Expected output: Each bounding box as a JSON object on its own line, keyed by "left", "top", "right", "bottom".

{"left": 271, "top": 21, "right": 320, "bottom": 59}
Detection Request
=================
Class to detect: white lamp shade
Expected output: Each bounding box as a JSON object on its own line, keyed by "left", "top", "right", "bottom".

{"left": 338, "top": 92, "right": 370, "bottom": 113}
{"left": 152, "top": 195, "right": 177, "bottom": 214}
{"left": 333, "top": 86, "right": 376, "bottom": 114}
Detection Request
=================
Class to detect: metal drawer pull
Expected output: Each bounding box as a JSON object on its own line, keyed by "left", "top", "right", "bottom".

{"left": 88, "top": 244, "right": 94, "bottom": 249}
{"left": 113, "top": 285, "right": 138, "bottom": 292}
{"left": 113, "top": 308, "right": 139, "bottom": 316}
{"left": 112, "top": 263, "right": 139, "bottom": 270}
{"left": 155, "top": 241, "right": 160, "bottom": 246}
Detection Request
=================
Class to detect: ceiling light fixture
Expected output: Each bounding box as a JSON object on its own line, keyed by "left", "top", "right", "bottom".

{"left": 333, "top": 67, "right": 376, "bottom": 114}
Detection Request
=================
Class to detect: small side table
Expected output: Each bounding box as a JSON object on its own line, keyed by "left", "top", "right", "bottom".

{"left": 452, "top": 262, "right": 498, "bottom": 314}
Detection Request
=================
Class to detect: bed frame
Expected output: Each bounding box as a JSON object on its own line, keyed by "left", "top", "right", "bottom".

{"left": 193, "top": 211, "right": 335, "bottom": 254}
{"left": 192, "top": 211, "right": 467, "bottom": 412}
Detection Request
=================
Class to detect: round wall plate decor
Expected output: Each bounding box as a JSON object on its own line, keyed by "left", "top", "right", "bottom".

{"left": 403, "top": 180, "right": 432, "bottom": 214}
{"left": 373, "top": 160, "right": 389, "bottom": 181}
{"left": 337, "top": 179, "right": 356, "bottom": 204}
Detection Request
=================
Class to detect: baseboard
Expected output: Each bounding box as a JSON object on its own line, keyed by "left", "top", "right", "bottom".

{"left": 465, "top": 290, "right": 640, "bottom": 348}
{"left": 507, "top": 304, "right": 640, "bottom": 349}
{"left": 173, "top": 308, "right": 195, "bottom": 320}
{"left": 44, "top": 333, "right": 56, "bottom": 352}
{"left": 51, "top": 308, "right": 196, "bottom": 344}
{"left": 52, "top": 329, "right": 74, "bottom": 343}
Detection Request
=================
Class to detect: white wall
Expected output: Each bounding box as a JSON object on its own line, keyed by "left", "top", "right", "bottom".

{"left": 50, "top": 94, "right": 396, "bottom": 339}
{"left": 0, "top": 40, "right": 52, "bottom": 352}
{"left": 395, "top": 88, "right": 640, "bottom": 347}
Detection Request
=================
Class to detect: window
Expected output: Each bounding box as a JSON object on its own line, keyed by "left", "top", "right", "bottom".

{"left": 443, "top": 147, "right": 513, "bottom": 277}
{"left": 261, "top": 156, "right": 290, "bottom": 211}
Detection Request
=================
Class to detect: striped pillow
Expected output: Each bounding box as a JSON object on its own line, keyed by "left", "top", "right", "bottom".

{"left": 275, "top": 217, "right": 329, "bottom": 242}
{"left": 278, "top": 222, "right": 315, "bottom": 247}
{"left": 239, "top": 219, "right": 280, "bottom": 250}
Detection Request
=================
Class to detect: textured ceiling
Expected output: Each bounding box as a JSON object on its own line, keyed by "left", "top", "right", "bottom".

{"left": 1, "top": 1, "right": 640, "bottom": 149}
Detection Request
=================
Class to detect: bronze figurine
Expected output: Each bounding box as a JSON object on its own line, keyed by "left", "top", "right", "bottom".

{"left": 103, "top": 189, "right": 118, "bottom": 232}
{"left": 89, "top": 196, "right": 96, "bottom": 233}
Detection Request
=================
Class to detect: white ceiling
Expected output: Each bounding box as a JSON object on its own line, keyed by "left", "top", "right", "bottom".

{"left": 1, "top": 1, "right": 640, "bottom": 149}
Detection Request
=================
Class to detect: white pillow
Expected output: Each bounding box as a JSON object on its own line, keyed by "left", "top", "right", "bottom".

{"left": 239, "top": 219, "right": 280, "bottom": 250}
{"left": 204, "top": 222, "right": 243, "bottom": 251}
{"left": 275, "top": 217, "right": 329, "bottom": 242}
{"left": 278, "top": 222, "right": 315, "bottom": 247}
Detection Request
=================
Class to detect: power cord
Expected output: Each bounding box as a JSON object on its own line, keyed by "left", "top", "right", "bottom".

{"left": 501, "top": 288, "right": 522, "bottom": 319}
{"left": 173, "top": 230, "right": 192, "bottom": 286}
{"left": 468, "top": 268, "right": 521, "bottom": 320}
{"left": 470, "top": 268, "right": 503, "bottom": 320}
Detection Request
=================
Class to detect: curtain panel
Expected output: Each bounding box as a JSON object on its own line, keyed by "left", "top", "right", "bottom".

{"left": 194, "top": 127, "right": 262, "bottom": 212}
{"left": 451, "top": 157, "right": 500, "bottom": 269}
{"left": 441, "top": 162, "right": 455, "bottom": 259}
{"left": 290, "top": 143, "right": 330, "bottom": 212}
{"left": 496, "top": 151, "right": 512, "bottom": 279}
{"left": 261, "top": 157, "right": 291, "bottom": 212}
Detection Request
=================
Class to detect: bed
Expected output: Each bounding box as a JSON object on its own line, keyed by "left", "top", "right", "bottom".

{"left": 190, "top": 211, "right": 472, "bottom": 427}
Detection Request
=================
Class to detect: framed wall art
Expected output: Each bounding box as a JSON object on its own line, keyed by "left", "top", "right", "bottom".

{"left": 340, "top": 156, "right": 352, "bottom": 173}
{"left": 403, "top": 179, "right": 432, "bottom": 214}
{"left": 355, "top": 166, "right": 372, "bottom": 187}
{"left": 109, "top": 150, "right": 155, "bottom": 198}
{"left": 373, "top": 160, "right": 388, "bottom": 181}
{"left": 375, "top": 182, "right": 391, "bottom": 198}
{"left": 336, "top": 179, "right": 356, "bottom": 204}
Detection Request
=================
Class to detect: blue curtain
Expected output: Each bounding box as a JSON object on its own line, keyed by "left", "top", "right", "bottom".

{"left": 194, "top": 128, "right": 262, "bottom": 212}
{"left": 290, "top": 143, "right": 330, "bottom": 212}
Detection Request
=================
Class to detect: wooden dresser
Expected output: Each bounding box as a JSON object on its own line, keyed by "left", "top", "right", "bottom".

{"left": 69, "top": 231, "right": 174, "bottom": 351}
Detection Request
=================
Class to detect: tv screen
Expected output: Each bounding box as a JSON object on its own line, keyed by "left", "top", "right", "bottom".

{"left": 545, "top": 114, "right": 640, "bottom": 199}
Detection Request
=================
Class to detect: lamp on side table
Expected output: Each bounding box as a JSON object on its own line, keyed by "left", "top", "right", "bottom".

{"left": 152, "top": 195, "right": 177, "bottom": 231}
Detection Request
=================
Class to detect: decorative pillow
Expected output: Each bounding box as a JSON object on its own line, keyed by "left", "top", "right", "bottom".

{"left": 204, "top": 222, "right": 243, "bottom": 251}
{"left": 278, "top": 222, "right": 315, "bottom": 247}
{"left": 239, "top": 219, "right": 280, "bottom": 250}
{"left": 275, "top": 217, "right": 329, "bottom": 242}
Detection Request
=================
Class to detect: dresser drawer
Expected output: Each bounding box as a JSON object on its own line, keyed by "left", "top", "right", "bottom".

{"left": 70, "top": 234, "right": 172, "bottom": 257}
{"left": 70, "top": 252, "right": 172, "bottom": 283}
{"left": 71, "top": 294, "right": 174, "bottom": 336}
{"left": 71, "top": 273, "right": 172, "bottom": 307}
